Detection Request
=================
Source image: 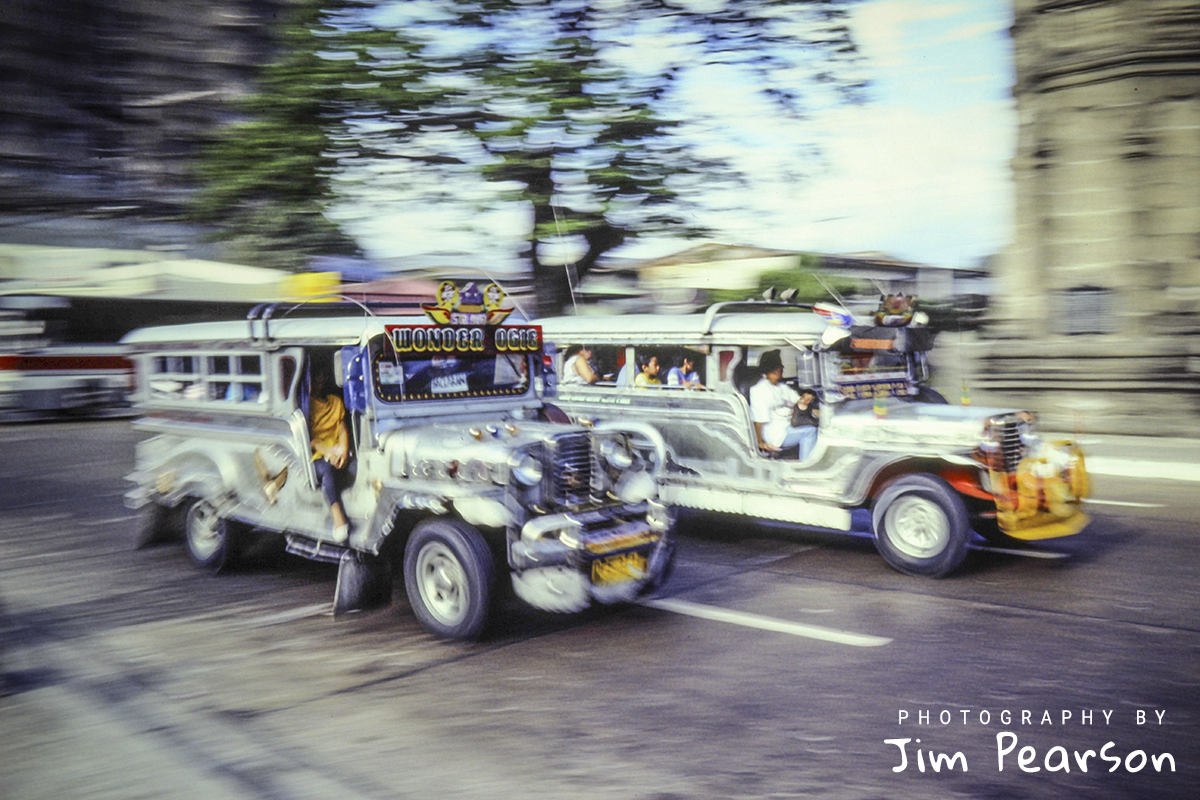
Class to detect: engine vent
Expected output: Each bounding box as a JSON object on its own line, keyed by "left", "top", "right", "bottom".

{"left": 547, "top": 431, "right": 593, "bottom": 508}
{"left": 1000, "top": 418, "right": 1024, "bottom": 472}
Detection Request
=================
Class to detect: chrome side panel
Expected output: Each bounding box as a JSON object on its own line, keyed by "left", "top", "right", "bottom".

{"left": 130, "top": 411, "right": 331, "bottom": 539}
{"left": 553, "top": 386, "right": 866, "bottom": 528}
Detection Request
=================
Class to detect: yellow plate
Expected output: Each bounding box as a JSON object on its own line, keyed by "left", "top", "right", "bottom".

{"left": 591, "top": 551, "right": 647, "bottom": 585}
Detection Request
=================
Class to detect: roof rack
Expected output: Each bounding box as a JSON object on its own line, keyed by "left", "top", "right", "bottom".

{"left": 246, "top": 296, "right": 424, "bottom": 346}
{"left": 701, "top": 300, "right": 813, "bottom": 334}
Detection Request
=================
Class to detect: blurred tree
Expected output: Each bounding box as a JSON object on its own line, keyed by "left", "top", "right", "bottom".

{"left": 194, "top": 0, "right": 866, "bottom": 307}
{"left": 710, "top": 253, "right": 859, "bottom": 305}
{"left": 190, "top": 1, "right": 373, "bottom": 269}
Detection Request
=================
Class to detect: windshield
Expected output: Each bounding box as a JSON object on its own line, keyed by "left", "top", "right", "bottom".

{"left": 371, "top": 332, "right": 531, "bottom": 402}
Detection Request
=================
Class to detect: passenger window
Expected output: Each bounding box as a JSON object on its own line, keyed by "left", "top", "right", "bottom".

{"left": 629, "top": 349, "right": 663, "bottom": 388}
{"left": 149, "top": 351, "right": 265, "bottom": 405}
{"left": 660, "top": 347, "right": 706, "bottom": 389}
{"left": 568, "top": 345, "right": 628, "bottom": 388}
{"left": 150, "top": 354, "right": 200, "bottom": 399}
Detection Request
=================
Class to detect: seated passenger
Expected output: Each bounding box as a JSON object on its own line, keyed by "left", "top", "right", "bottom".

{"left": 560, "top": 345, "right": 598, "bottom": 385}
{"left": 666, "top": 354, "right": 702, "bottom": 390}
{"left": 749, "top": 349, "right": 818, "bottom": 459}
{"left": 308, "top": 365, "right": 356, "bottom": 544}
{"left": 633, "top": 353, "right": 661, "bottom": 388}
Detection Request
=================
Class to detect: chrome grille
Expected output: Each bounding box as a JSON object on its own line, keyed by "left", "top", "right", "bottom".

{"left": 1000, "top": 418, "right": 1023, "bottom": 471}
{"left": 548, "top": 431, "right": 593, "bottom": 508}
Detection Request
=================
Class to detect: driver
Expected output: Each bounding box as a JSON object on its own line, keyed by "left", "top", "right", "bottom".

{"left": 749, "top": 349, "right": 819, "bottom": 459}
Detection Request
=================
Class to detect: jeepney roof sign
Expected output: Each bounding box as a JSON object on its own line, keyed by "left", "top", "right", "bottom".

{"left": 423, "top": 281, "right": 514, "bottom": 326}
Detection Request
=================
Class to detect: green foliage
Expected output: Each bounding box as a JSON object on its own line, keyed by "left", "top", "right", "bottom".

{"left": 709, "top": 255, "right": 860, "bottom": 305}
{"left": 190, "top": 1, "right": 370, "bottom": 268}
{"left": 192, "top": 0, "right": 866, "bottom": 304}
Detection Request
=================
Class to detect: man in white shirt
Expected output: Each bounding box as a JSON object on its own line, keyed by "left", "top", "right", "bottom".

{"left": 749, "top": 350, "right": 818, "bottom": 459}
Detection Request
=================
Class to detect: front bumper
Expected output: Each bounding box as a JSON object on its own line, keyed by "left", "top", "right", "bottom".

{"left": 992, "top": 440, "right": 1090, "bottom": 541}
{"left": 509, "top": 502, "right": 674, "bottom": 612}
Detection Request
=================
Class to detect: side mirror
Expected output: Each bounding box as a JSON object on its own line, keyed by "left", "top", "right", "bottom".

{"left": 796, "top": 350, "right": 819, "bottom": 387}
{"left": 541, "top": 341, "right": 558, "bottom": 398}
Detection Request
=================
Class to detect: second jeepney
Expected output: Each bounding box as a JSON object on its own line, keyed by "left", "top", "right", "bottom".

{"left": 123, "top": 283, "right": 673, "bottom": 640}
{"left": 539, "top": 299, "right": 1090, "bottom": 578}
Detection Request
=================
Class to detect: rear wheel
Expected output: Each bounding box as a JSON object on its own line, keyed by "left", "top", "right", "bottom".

{"left": 403, "top": 518, "right": 495, "bottom": 640}
{"left": 184, "top": 499, "right": 236, "bottom": 572}
{"left": 872, "top": 475, "right": 969, "bottom": 577}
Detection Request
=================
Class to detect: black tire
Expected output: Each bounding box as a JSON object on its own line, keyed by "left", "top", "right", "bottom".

{"left": 916, "top": 386, "right": 949, "bottom": 404}
{"left": 972, "top": 516, "right": 1023, "bottom": 546}
{"left": 403, "top": 518, "right": 496, "bottom": 641}
{"left": 871, "top": 475, "right": 970, "bottom": 578}
{"left": 183, "top": 499, "right": 236, "bottom": 572}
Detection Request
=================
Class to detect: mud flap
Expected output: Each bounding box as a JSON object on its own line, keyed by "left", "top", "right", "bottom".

{"left": 332, "top": 550, "right": 392, "bottom": 616}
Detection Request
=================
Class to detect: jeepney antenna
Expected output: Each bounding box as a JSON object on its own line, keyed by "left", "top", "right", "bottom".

{"left": 814, "top": 275, "right": 858, "bottom": 324}
{"left": 551, "top": 203, "right": 579, "bottom": 315}
{"left": 463, "top": 265, "right": 534, "bottom": 323}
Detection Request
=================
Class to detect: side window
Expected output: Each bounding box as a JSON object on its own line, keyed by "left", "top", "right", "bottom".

{"left": 148, "top": 351, "right": 265, "bottom": 406}
{"left": 149, "top": 355, "right": 200, "bottom": 400}
{"left": 561, "top": 344, "right": 623, "bottom": 386}
{"left": 629, "top": 348, "right": 663, "bottom": 387}
{"left": 659, "top": 347, "right": 707, "bottom": 389}
{"left": 592, "top": 345, "right": 622, "bottom": 384}
{"left": 207, "top": 354, "right": 264, "bottom": 403}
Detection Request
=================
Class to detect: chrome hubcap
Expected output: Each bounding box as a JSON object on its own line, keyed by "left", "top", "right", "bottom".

{"left": 415, "top": 542, "right": 468, "bottom": 626}
{"left": 885, "top": 496, "right": 949, "bottom": 559}
{"left": 187, "top": 503, "right": 223, "bottom": 559}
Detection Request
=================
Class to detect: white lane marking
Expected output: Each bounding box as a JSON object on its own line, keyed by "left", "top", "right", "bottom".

{"left": 1086, "top": 457, "right": 1200, "bottom": 483}
{"left": 1086, "top": 499, "right": 1165, "bottom": 509}
{"left": 642, "top": 597, "right": 892, "bottom": 647}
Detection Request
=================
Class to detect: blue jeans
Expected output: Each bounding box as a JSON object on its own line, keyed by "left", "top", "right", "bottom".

{"left": 313, "top": 457, "right": 356, "bottom": 508}
{"left": 780, "top": 426, "right": 819, "bottom": 460}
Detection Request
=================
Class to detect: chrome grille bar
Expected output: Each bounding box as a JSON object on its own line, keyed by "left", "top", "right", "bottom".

{"left": 1000, "top": 418, "right": 1023, "bottom": 471}
{"left": 548, "top": 431, "right": 593, "bottom": 508}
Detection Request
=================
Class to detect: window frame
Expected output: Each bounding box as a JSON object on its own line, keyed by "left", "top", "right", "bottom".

{"left": 145, "top": 348, "right": 269, "bottom": 410}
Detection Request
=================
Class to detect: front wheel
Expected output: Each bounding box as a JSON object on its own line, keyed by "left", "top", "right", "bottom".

{"left": 871, "top": 475, "right": 969, "bottom": 578}
{"left": 403, "top": 519, "right": 495, "bottom": 640}
{"left": 184, "top": 499, "right": 236, "bottom": 572}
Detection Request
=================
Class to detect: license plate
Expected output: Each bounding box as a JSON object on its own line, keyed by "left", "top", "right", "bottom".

{"left": 591, "top": 551, "right": 647, "bottom": 586}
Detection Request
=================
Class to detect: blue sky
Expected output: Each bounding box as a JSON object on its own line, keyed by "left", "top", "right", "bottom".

{"left": 345, "top": 0, "right": 1017, "bottom": 271}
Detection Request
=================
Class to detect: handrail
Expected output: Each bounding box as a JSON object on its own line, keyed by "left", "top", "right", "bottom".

{"left": 244, "top": 296, "right": 425, "bottom": 346}
{"left": 247, "top": 303, "right": 269, "bottom": 346}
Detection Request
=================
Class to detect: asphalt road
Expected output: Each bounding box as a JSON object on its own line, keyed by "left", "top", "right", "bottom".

{"left": 1, "top": 421, "right": 1197, "bottom": 800}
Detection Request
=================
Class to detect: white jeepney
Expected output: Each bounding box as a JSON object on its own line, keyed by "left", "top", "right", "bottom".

{"left": 539, "top": 300, "right": 1090, "bottom": 578}
{"left": 123, "top": 291, "right": 673, "bottom": 640}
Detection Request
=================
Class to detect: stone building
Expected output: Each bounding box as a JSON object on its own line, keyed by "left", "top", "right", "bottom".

{"left": 983, "top": 0, "right": 1200, "bottom": 435}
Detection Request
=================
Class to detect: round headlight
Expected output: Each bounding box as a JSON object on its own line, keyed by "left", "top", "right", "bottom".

{"left": 510, "top": 452, "right": 543, "bottom": 486}
{"left": 615, "top": 470, "right": 656, "bottom": 505}
{"left": 599, "top": 438, "right": 634, "bottom": 469}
